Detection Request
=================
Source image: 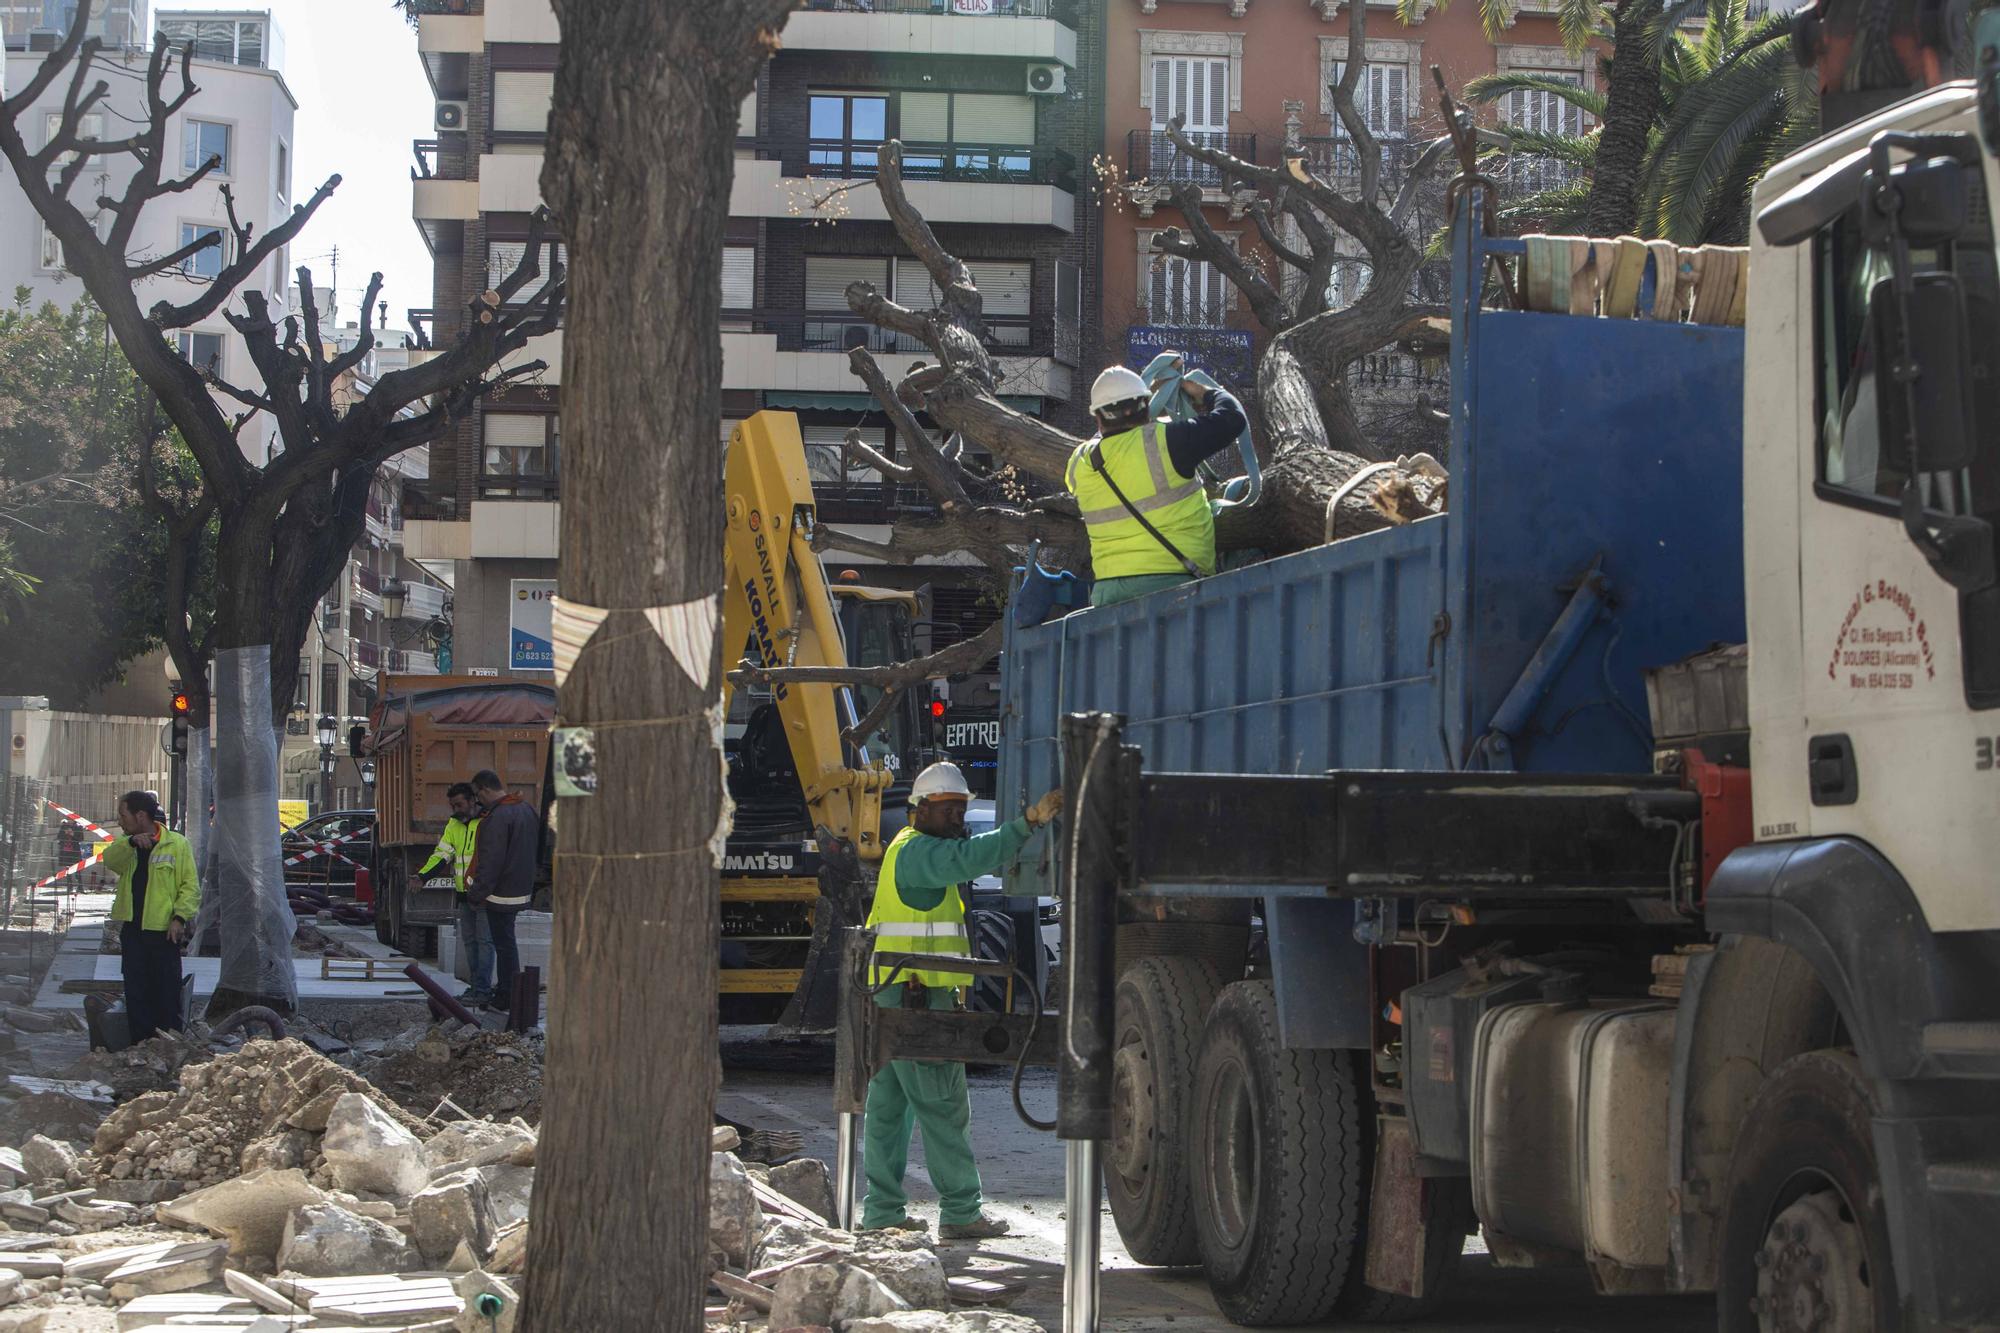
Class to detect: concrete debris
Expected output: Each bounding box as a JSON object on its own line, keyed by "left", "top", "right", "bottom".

{"left": 708, "top": 1151, "right": 762, "bottom": 1268}
{"left": 768, "top": 1157, "right": 837, "bottom": 1230}
{"left": 843, "top": 1313, "right": 1049, "bottom": 1333}
{"left": 2, "top": 1009, "right": 58, "bottom": 1035}
{"left": 102, "top": 1239, "right": 228, "bottom": 1300}
{"left": 222, "top": 1267, "right": 305, "bottom": 1316}
{"left": 276, "top": 1203, "right": 414, "bottom": 1277}
{"left": 769, "top": 1262, "right": 911, "bottom": 1329}
{"left": 451, "top": 1269, "right": 517, "bottom": 1333}
{"left": 409, "top": 1170, "right": 497, "bottom": 1267}
{"left": 842, "top": 1247, "right": 951, "bottom": 1311}
{"left": 753, "top": 1218, "right": 931, "bottom": 1272}
{"left": 49, "top": 1197, "right": 129, "bottom": 1230}
{"left": 365, "top": 1027, "right": 544, "bottom": 1124}
{"left": 156, "top": 1168, "right": 330, "bottom": 1261}
{"left": 16, "top": 1140, "right": 75, "bottom": 1187}
{"left": 320, "top": 1094, "right": 429, "bottom": 1199}
{"left": 488, "top": 1222, "right": 527, "bottom": 1276}
{"left": 423, "top": 1120, "right": 535, "bottom": 1177}
{"left": 473, "top": 1164, "right": 532, "bottom": 1229}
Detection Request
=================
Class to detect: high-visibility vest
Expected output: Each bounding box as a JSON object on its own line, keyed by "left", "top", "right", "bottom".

{"left": 1064, "top": 421, "right": 1216, "bottom": 580}
{"left": 865, "top": 826, "right": 972, "bottom": 990}
{"left": 419, "top": 817, "right": 479, "bottom": 896}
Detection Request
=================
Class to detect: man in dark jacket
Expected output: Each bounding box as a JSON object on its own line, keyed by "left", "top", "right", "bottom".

{"left": 466, "top": 769, "right": 538, "bottom": 1014}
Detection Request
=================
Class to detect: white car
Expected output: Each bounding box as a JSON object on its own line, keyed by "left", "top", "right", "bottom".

{"left": 964, "top": 798, "right": 1061, "bottom": 980}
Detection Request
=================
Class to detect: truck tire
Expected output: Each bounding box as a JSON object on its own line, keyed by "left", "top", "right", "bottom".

{"left": 1108, "top": 956, "right": 1221, "bottom": 1265}
{"left": 374, "top": 872, "right": 397, "bottom": 947}
{"left": 1189, "top": 979, "right": 1363, "bottom": 1325}
{"left": 1716, "top": 1050, "right": 1897, "bottom": 1333}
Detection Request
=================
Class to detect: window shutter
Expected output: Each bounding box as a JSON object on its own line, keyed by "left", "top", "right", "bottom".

{"left": 974, "top": 261, "right": 1031, "bottom": 316}
{"left": 492, "top": 71, "right": 554, "bottom": 134}
{"left": 1173, "top": 59, "right": 1189, "bottom": 128}
{"left": 40, "top": 222, "right": 61, "bottom": 271}
{"left": 1207, "top": 58, "right": 1228, "bottom": 128}
{"left": 1386, "top": 66, "right": 1407, "bottom": 137}
{"left": 894, "top": 257, "right": 942, "bottom": 311}
{"left": 953, "top": 93, "right": 1034, "bottom": 144}
{"left": 1152, "top": 58, "right": 1171, "bottom": 130}
{"left": 721, "top": 246, "right": 755, "bottom": 310}
{"left": 1056, "top": 260, "right": 1081, "bottom": 321}
{"left": 483, "top": 414, "right": 546, "bottom": 476}
{"left": 488, "top": 240, "right": 564, "bottom": 300}
{"left": 805, "top": 256, "right": 887, "bottom": 310}
{"left": 901, "top": 91, "right": 950, "bottom": 142}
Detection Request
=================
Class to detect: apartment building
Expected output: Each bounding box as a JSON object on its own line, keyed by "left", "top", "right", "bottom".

{"left": 404, "top": 0, "right": 1105, "bottom": 673}
{"left": 1104, "top": 0, "right": 1596, "bottom": 407}
{"left": 2, "top": 6, "right": 297, "bottom": 463}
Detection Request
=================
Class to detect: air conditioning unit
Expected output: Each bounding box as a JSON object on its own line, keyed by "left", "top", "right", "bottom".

{"left": 27, "top": 29, "right": 60, "bottom": 52}
{"left": 435, "top": 100, "right": 468, "bottom": 132}
{"left": 1026, "top": 63, "right": 1066, "bottom": 96}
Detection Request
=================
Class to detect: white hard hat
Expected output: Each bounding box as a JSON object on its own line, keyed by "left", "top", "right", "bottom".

{"left": 909, "top": 761, "right": 973, "bottom": 806}
{"left": 1089, "top": 365, "right": 1150, "bottom": 419}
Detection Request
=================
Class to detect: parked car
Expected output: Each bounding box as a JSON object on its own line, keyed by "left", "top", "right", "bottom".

{"left": 282, "top": 809, "right": 375, "bottom": 890}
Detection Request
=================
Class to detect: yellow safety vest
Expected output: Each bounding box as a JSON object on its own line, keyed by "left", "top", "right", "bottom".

{"left": 418, "top": 817, "right": 479, "bottom": 896}
{"left": 865, "top": 826, "right": 972, "bottom": 990}
{"left": 1065, "top": 421, "right": 1216, "bottom": 580}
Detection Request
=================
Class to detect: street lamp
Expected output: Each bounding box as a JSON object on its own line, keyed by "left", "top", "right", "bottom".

{"left": 316, "top": 714, "right": 337, "bottom": 813}
{"left": 381, "top": 577, "right": 409, "bottom": 622}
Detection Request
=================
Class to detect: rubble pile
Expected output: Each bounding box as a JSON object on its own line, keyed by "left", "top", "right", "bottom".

{"left": 365, "top": 1025, "right": 544, "bottom": 1123}
{"left": 703, "top": 1131, "right": 1046, "bottom": 1333}
{"left": 58, "top": 1028, "right": 214, "bottom": 1101}
{"left": 83, "top": 1038, "right": 427, "bottom": 1187}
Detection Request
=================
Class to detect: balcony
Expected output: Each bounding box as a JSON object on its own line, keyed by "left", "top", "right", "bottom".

{"left": 722, "top": 314, "right": 1072, "bottom": 402}
{"left": 785, "top": 0, "right": 1078, "bottom": 64}
{"left": 1299, "top": 135, "right": 1425, "bottom": 189}
{"left": 1124, "top": 130, "right": 1259, "bottom": 190}
{"left": 734, "top": 146, "right": 1074, "bottom": 230}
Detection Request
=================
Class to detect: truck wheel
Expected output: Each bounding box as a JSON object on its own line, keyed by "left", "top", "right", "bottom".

{"left": 1717, "top": 1050, "right": 1897, "bottom": 1333}
{"left": 375, "top": 878, "right": 397, "bottom": 948}
{"left": 1108, "top": 956, "right": 1221, "bottom": 1265}
{"left": 1189, "top": 979, "right": 1362, "bottom": 1325}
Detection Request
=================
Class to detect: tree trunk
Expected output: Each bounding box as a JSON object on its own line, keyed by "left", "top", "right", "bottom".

{"left": 523, "top": 4, "right": 784, "bottom": 1330}
{"left": 1585, "top": 0, "right": 1665, "bottom": 237}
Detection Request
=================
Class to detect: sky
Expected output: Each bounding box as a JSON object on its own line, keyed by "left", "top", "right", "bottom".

{"left": 190, "top": 0, "right": 436, "bottom": 338}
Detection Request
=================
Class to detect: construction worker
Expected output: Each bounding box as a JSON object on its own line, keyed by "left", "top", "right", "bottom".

{"left": 418, "top": 782, "right": 491, "bottom": 1005}
{"left": 1067, "top": 364, "right": 1248, "bottom": 608}
{"left": 466, "top": 769, "right": 538, "bottom": 1014}
{"left": 861, "top": 761, "right": 1064, "bottom": 1240}
{"left": 98, "top": 791, "right": 199, "bottom": 1042}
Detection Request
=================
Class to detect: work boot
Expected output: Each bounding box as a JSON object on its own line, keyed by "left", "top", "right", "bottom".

{"left": 862, "top": 1216, "right": 929, "bottom": 1235}
{"left": 939, "top": 1213, "right": 1010, "bottom": 1241}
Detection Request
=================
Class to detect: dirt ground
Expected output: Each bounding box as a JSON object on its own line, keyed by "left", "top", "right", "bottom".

{"left": 719, "top": 1061, "right": 1718, "bottom": 1333}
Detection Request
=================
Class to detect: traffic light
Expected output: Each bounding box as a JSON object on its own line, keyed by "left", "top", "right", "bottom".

{"left": 168, "top": 691, "right": 191, "bottom": 758}
{"left": 927, "top": 682, "right": 950, "bottom": 747}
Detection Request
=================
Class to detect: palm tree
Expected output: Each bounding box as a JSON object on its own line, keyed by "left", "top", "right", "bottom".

{"left": 1455, "top": 0, "right": 1815, "bottom": 242}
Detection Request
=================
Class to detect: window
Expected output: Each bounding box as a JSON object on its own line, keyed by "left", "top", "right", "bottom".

{"left": 156, "top": 15, "right": 267, "bottom": 66}
{"left": 801, "top": 423, "right": 885, "bottom": 493}
{"left": 808, "top": 92, "right": 887, "bottom": 176}
{"left": 275, "top": 139, "right": 289, "bottom": 200}
{"left": 179, "top": 222, "right": 226, "bottom": 279}
{"left": 491, "top": 70, "right": 554, "bottom": 138}
{"left": 802, "top": 255, "right": 1031, "bottom": 350}
{"left": 177, "top": 330, "right": 224, "bottom": 372}
{"left": 1505, "top": 73, "right": 1586, "bottom": 193}
{"left": 182, "top": 119, "right": 230, "bottom": 175}
{"left": 722, "top": 245, "right": 755, "bottom": 316}
{"left": 1330, "top": 63, "right": 1408, "bottom": 141}
{"left": 898, "top": 92, "right": 1035, "bottom": 179}
{"left": 486, "top": 239, "right": 566, "bottom": 304}
{"left": 42, "top": 109, "right": 102, "bottom": 168}
{"left": 1149, "top": 254, "right": 1229, "bottom": 328}
{"left": 1151, "top": 56, "right": 1228, "bottom": 135}
{"left": 482, "top": 413, "right": 558, "bottom": 494}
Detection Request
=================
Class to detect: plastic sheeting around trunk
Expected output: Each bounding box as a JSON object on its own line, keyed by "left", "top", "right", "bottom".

{"left": 208, "top": 647, "right": 298, "bottom": 1012}
{"left": 187, "top": 724, "right": 214, "bottom": 887}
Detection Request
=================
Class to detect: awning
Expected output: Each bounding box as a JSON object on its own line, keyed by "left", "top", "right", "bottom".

{"left": 762, "top": 390, "right": 1045, "bottom": 415}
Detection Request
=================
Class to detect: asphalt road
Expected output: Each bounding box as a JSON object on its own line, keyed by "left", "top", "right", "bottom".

{"left": 718, "top": 1059, "right": 1718, "bottom": 1332}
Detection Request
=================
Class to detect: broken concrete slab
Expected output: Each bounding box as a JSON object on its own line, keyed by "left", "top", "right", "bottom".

{"left": 222, "top": 1269, "right": 304, "bottom": 1317}
{"left": 451, "top": 1270, "right": 517, "bottom": 1333}
{"left": 94, "top": 1180, "right": 186, "bottom": 1205}
{"left": 768, "top": 1157, "right": 837, "bottom": 1230}
{"left": 0, "top": 1255, "right": 59, "bottom": 1281}
{"left": 158, "top": 1168, "right": 330, "bottom": 1261}
{"left": 103, "top": 1240, "right": 228, "bottom": 1300}
{"left": 320, "top": 1095, "right": 428, "bottom": 1199}
{"left": 51, "top": 1197, "right": 131, "bottom": 1229}
{"left": 113, "top": 1291, "right": 257, "bottom": 1330}
{"left": 487, "top": 1223, "right": 525, "bottom": 1276}
{"left": 277, "top": 1204, "right": 415, "bottom": 1278}
{"left": 280, "top": 1087, "right": 344, "bottom": 1135}
{"left": 472, "top": 1165, "right": 531, "bottom": 1230}
{"left": 16, "top": 1138, "right": 75, "bottom": 1184}
{"left": 842, "top": 1312, "right": 1049, "bottom": 1333}
{"left": 286, "top": 1274, "right": 461, "bottom": 1326}
{"left": 2, "top": 1009, "right": 58, "bottom": 1034}
{"left": 423, "top": 1122, "right": 534, "bottom": 1177}
{"left": 768, "top": 1263, "right": 910, "bottom": 1329}
{"left": 410, "top": 1171, "right": 496, "bottom": 1267}
{"left": 844, "top": 1248, "right": 951, "bottom": 1310}
{"left": 65, "top": 1242, "right": 178, "bottom": 1282}
{"left": 708, "top": 1151, "right": 761, "bottom": 1268}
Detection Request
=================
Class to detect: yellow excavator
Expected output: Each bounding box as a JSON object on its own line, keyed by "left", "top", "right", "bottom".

{"left": 719, "top": 411, "right": 925, "bottom": 1035}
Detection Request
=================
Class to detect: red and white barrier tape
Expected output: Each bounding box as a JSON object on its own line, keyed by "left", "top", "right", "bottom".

{"left": 45, "top": 802, "right": 113, "bottom": 841}
{"left": 282, "top": 827, "right": 367, "bottom": 871}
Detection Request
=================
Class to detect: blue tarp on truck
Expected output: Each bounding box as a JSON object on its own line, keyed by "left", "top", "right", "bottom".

{"left": 996, "top": 212, "right": 1748, "bottom": 1047}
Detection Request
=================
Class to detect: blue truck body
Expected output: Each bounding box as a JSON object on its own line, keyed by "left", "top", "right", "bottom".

{"left": 996, "top": 213, "right": 1748, "bottom": 1047}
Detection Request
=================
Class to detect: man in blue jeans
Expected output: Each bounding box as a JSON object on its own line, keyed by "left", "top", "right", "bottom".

{"left": 466, "top": 770, "right": 538, "bottom": 1014}
{"left": 418, "top": 782, "right": 490, "bottom": 1004}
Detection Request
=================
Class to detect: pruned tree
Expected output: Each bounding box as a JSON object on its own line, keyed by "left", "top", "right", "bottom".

{"left": 798, "top": 0, "right": 1448, "bottom": 592}
{"left": 0, "top": 3, "right": 565, "bottom": 1014}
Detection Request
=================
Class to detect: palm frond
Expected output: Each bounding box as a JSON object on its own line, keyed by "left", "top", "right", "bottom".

{"left": 1647, "top": 0, "right": 1717, "bottom": 60}
{"left": 1490, "top": 125, "right": 1602, "bottom": 166}
{"left": 1462, "top": 71, "right": 1611, "bottom": 120}
{"left": 1658, "top": 42, "right": 1793, "bottom": 240}
{"left": 1699, "top": 0, "right": 1747, "bottom": 70}
{"left": 1497, "top": 180, "right": 1594, "bottom": 234}
{"left": 1556, "top": 0, "right": 1607, "bottom": 52}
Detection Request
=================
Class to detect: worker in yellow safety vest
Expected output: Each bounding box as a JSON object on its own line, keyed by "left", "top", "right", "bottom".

{"left": 1065, "top": 364, "right": 1247, "bottom": 608}
{"left": 98, "top": 791, "right": 199, "bottom": 1042}
{"left": 861, "top": 761, "right": 1063, "bottom": 1241}
{"left": 417, "top": 782, "right": 490, "bottom": 1005}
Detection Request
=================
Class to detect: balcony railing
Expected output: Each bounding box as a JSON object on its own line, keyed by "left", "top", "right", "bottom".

{"left": 406, "top": 308, "right": 435, "bottom": 350}
{"left": 1125, "top": 130, "right": 1259, "bottom": 188}
{"left": 798, "top": 141, "right": 1076, "bottom": 191}
{"left": 732, "top": 309, "right": 1042, "bottom": 358}
{"left": 1299, "top": 135, "right": 1424, "bottom": 186}
{"left": 412, "top": 138, "right": 440, "bottom": 180}
{"left": 802, "top": 0, "right": 1073, "bottom": 19}
{"left": 477, "top": 474, "right": 560, "bottom": 501}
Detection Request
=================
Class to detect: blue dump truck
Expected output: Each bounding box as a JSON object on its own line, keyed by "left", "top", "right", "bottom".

{"left": 956, "top": 86, "right": 1996, "bottom": 1331}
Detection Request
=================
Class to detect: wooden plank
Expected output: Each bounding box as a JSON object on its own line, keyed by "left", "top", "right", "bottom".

{"left": 749, "top": 1178, "right": 825, "bottom": 1226}
{"left": 709, "top": 1271, "right": 773, "bottom": 1313}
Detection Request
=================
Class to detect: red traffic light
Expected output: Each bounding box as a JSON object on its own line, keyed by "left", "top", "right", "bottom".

{"left": 929, "top": 699, "right": 947, "bottom": 719}
{"left": 170, "top": 692, "right": 191, "bottom": 716}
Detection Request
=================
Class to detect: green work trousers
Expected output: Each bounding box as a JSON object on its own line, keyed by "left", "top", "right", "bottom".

{"left": 1089, "top": 572, "right": 1194, "bottom": 608}
{"left": 861, "top": 986, "right": 984, "bottom": 1228}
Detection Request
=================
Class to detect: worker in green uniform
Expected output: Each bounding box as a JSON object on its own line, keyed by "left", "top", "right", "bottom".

{"left": 861, "top": 761, "right": 1063, "bottom": 1240}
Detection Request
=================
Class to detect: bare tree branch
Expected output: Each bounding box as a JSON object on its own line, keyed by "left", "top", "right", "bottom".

{"left": 846, "top": 347, "right": 971, "bottom": 511}
{"left": 730, "top": 621, "right": 1006, "bottom": 751}
{"left": 844, "top": 428, "right": 910, "bottom": 479}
